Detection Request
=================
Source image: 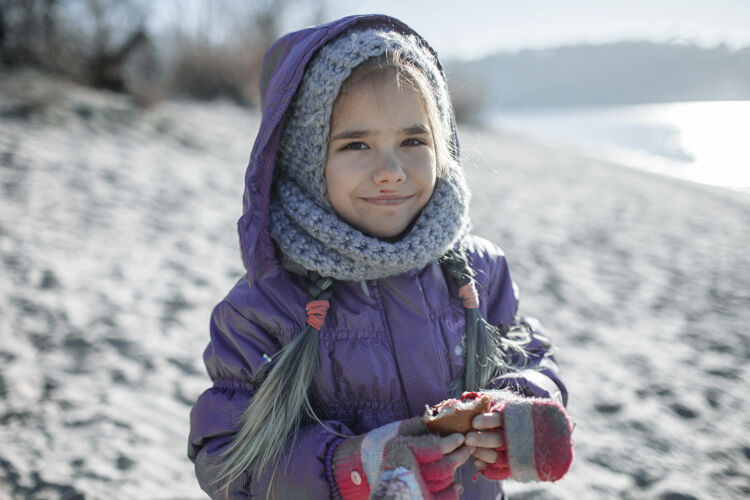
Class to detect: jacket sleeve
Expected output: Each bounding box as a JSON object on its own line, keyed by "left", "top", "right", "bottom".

{"left": 188, "top": 298, "right": 351, "bottom": 498}
{"left": 475, "top": 240, "right": 569, "bottom": 407}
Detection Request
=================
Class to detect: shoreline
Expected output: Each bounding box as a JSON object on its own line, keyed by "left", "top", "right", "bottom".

{"left": 479, "top": 100, "right": 750, "bottom": 199}
{"left": 462, "top": 122, "right": 750, "bottom": 205}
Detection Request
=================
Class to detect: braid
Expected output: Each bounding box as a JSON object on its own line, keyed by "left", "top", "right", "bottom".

{"left": 441, "top": 249, "right": 528, "bottom": 395}
{"left": 215, "top": 271, "right": 335, "bottom": 497}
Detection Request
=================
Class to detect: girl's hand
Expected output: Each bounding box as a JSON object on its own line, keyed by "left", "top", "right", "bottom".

{"left": 334, "top": 420, "right": 475, "bottom": 499}
{"left": 465, "top": 412, "right": 510, "bottom": 477}
{"left": 375, "top": 432, "right": 474, "bottom": 498}
{"left": 465, "top": 393, "right": 575, "bottom": 482}
{"left": 439, "top": 432, "right": 476, "bottom": 470}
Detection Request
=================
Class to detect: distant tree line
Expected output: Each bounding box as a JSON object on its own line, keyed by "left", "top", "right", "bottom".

{"left": 451, "top": 41, "right": 750, "bottom": 109}
{"left": 0, "top": 0, "right": 325, "bottom": 107}
{"left": 0, "top": 1, "right": 487, "bottom": 122}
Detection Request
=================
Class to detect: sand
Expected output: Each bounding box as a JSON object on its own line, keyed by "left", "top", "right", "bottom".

{"left": 1, "top": 72, "right": 748, "bottom": 499}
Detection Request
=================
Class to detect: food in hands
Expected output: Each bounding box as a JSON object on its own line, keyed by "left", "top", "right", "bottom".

{"left": 423, "top": 392, "right": 492, "bottom": 436}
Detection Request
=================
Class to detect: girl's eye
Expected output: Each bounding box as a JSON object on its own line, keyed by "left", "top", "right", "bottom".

{"left": 402, "top": 138, "right": 426, "bottom": 147}
{"left": 341, "top": 141, "right": 368, "bottom": 151}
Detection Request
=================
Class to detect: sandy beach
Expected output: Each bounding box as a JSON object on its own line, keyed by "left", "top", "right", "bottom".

{"left": 1, "top": 72, "right": 748, "bottom": 499}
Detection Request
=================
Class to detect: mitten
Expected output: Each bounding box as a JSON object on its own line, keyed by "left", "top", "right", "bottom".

{"left": 333, "top": 417, "right": 460, "bottom": 500}
{"left": 478, "top": 391, "right": 574, "bottom": 482}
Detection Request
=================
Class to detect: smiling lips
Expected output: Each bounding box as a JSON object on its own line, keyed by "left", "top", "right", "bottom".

{"left": 361, "top": 194, "right": 413, "bottom": 205}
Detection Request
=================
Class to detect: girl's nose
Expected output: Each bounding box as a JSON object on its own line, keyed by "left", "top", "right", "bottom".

{"left": 372, "top": 153, "right": 405, "bottom": 184}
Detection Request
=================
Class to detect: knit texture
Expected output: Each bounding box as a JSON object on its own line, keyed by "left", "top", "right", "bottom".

{"left": 270, "top": 171, "right": 470, "bottom": 281}
{"left": 333, "top": 417, "right": 460, "bottom": 500}
{"left": 374, "top": 435, "right": 457, "bottom": 499}
{"left": 479, "top": 391, "right": 574, "bottom": 483}
{"left": 531, "top": 401, "right": 575, "bottom": 481}
{"left": 333, "top": 436, "right": 370, "bottom": 500}
{"left": 269, "top": 28, "right": 470, "bottom": 281}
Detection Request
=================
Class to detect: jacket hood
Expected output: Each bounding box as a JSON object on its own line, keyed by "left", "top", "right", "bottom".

{"left": 238, "top": 14, "right": 458, "bottom": 284}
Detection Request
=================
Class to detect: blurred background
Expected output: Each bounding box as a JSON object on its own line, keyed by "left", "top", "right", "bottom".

{"left": 1, "top": 1, "right": 749, "bottom": 499}
{"left": 2, "top": 0, "right": 749, "bottom": 190}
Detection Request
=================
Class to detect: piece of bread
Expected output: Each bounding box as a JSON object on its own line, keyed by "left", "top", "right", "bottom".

{"left": 423, "top": 392, "right": 492, "bottom": 436}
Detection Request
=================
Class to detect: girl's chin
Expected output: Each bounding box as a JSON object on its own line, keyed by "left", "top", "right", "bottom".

{"left": 358, "top": 216, "right": 422, "bottom": 242}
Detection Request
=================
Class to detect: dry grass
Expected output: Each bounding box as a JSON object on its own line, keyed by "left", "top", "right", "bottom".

{"left": 168, "top": 41, "right": 263, "bottom": 107}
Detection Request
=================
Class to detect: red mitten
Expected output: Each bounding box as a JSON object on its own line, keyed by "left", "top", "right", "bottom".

{"left": 479, "top": 444, "right": 511, "bottom": 481}
{"left": 333, "top": 418, "right": 460, "bottom": 500}
{"left": 479, "top": 391, "right": 574, "bottom": 483}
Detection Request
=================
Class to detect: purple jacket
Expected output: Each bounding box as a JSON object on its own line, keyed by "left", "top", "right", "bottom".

{"left": 188, "top": 14, "right": 567, "bottom": 499}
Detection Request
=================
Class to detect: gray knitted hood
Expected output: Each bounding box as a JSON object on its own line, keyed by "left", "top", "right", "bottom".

{"left": 238, "top": 15, "right": 470, "bottom": 283}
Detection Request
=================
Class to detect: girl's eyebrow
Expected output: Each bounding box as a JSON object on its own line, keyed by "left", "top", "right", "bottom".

{"left": 401, "top": 124, "right": 430, "bottom": 135}
{"left": 330, "top": 124, "right": 430, "bottom": 141}
{"left": 330, "top": 129, "right": 368, "bottom": 141}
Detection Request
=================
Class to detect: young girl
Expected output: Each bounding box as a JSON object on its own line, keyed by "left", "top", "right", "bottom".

{"left": 188, "top": 14, "right": 573, "bottom": 499}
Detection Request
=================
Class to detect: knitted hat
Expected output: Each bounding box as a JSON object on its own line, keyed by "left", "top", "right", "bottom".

{"left": 276, "top": 27, "right": 454, "bottom": 209}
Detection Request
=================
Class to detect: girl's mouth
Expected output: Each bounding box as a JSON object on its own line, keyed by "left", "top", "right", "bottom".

{"left": 362, "top": 195, "right": 412, "bottom": 205}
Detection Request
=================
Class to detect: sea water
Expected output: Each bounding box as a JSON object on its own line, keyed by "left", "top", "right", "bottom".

{"left": 487, "top": 101, "right": 750, "bottom": 193}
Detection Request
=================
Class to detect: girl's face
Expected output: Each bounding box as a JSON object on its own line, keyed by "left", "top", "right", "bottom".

{"left": 325, "top": 70, "right": 437, "bottom": 239}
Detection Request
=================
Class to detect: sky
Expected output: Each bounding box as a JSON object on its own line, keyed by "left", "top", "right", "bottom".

{"left": 296, "top": 0, "right": 750, "bottom": 61}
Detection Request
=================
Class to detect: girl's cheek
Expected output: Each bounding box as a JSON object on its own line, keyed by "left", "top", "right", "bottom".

{"left": 334, "top": 150, "right": 369, "bottom": 168}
